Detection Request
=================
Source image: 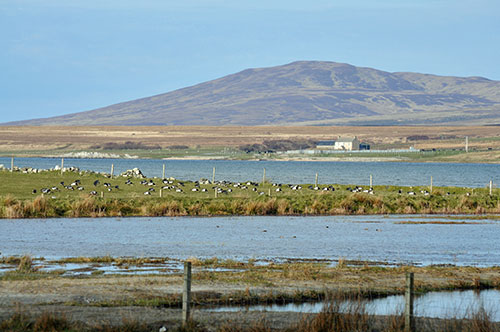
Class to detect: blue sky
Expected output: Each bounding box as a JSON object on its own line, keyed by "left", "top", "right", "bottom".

{"left": 1, "top": 0, "right": 499, "bottom": 122}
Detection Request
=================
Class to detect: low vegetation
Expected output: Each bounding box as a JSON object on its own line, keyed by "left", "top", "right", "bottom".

{"left": 0, "top": 170, "right": 499, "bottom": 218}
{"left": 238, "top": 139, "right": 315, "bottom": 153}
{"left": 89, "top": 141, "right": 161, "bottom": 150}
{"left": 1, "top": 257, "right": 500, "bottom": 331}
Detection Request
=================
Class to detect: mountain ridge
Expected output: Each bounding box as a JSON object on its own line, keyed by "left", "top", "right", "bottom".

{"left": 5, "top": 61, "right": 500, "bottom": 126}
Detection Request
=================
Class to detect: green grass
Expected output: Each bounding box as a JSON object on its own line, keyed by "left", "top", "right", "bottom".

{"left": 0, "top": 169, "right": 499, "bottom": 218}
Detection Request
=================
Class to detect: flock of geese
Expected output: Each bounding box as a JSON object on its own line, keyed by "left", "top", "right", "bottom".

{"left": 31, "top": 176, "right": 459, "bottom": 197}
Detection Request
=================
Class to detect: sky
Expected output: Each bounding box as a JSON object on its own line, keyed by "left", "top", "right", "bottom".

{"left": 1, "top": 0, "right": 499, "bottom": 122}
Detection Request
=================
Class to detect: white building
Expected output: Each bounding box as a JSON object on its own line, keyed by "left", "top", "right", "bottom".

{"left": 334, "top": 137, "right": 360, "bottom": 151}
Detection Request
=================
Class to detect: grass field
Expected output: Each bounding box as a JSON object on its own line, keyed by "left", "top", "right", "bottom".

{"left": 0, "top": 169, "right": 498, "bottom": 218}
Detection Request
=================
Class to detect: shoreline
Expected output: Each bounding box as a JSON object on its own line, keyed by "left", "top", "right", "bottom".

{"left": 2, "top": 152, "right": 499, "bottom": 164}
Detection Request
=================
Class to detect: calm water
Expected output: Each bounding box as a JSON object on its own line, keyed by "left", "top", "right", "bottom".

{"left": 1, "top": 215, "right": 500, "bottom": 266}
{"left": 207, "top": 289, "right": 500, "bottom": 321}
{"left": 1, "top": 157, "right": 499, "bottom": 187}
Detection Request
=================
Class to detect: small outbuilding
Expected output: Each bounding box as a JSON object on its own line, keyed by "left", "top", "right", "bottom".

{"left": 316, "top": 140, "right": 336, "bottom": 149}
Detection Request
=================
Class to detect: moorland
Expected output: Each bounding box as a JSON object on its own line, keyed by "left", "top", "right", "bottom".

{"left": 0, "top": 125, "right": 499, "bottom": 163}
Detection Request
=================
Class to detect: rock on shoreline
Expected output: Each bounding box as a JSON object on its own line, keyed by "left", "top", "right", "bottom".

{"left": 1, "top": 164, "right": 147, "bottom": 179}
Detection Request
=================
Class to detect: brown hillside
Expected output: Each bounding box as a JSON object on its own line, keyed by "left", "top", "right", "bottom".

{"left": 6, "top": 61, "right": 500, "bottom": 126}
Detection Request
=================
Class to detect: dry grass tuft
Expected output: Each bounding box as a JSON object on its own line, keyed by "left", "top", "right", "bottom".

{"left": 17, "top": 255, "right": 34, "bottom": 273}
{"left": 32, "top": 312, "right": 71, "bottom": 332}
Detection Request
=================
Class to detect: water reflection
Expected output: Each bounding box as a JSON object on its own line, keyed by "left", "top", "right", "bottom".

{"left": 206, "top": 290, "right": 500, "bottom": 321}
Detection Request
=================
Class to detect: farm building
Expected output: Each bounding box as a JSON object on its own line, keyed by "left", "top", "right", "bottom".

{"left": 334, "top": 137, "right": 360, "bottom": 151}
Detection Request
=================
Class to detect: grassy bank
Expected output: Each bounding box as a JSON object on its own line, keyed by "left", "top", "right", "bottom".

{"left": 0, "top": 170, "right": 499, "bottom": 218}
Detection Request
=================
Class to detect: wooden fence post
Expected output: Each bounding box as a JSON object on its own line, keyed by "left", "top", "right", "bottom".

{"left": 370, "top": 174, "right": 373, "bottom": 188}
{"left": 182, "top": 261, "right": 192, "bottom": 324}
{"left": 162, "top": 164, "right": 166, "bottom": 179}
{"left": 490, "top": 180, "right": 493, "bottom": 196}
{"left": 110, "top": 164, "right": 114, "bottom": 179}
{"left": 212, "top": 167, "right": 216, "bottom": 184}
{"left": 315, "top": 173, "right": 318, "bottom": 187}
{"left": 430, "top": 176, "right": 433, "bottom": 193}
{"left": 405, "top": 272, "right": 415, "bottom": 332}
{"left": 61, "top": 158, "right": 64, "bottom": 175}
{"left": 262, "top": 168, "right": 266, "bottom": 184}
{"left": 10, "top": 156, "right": 14, "bottom": 172}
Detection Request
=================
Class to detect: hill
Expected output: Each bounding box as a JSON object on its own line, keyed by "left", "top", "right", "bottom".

{"left": 6, "top": 61, "right": 500, "bottom": 126}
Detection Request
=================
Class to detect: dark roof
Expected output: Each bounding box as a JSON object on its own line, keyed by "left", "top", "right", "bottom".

{"left": 317, "top": 140, "right": 335, "bottom": 145}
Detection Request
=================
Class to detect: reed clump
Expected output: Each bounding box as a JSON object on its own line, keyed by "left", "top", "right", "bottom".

{"left": 146, "top": 200, "right": 188, "bottom": 216}
{"left": 17, "top": 255, "right": 34, "bottom": 273}
{"left": 32, "top": 312, "right": 71, "bottom": 332}
{"left": 70, "top": 196, "right": 106, "bottom": 217}
{"left": 2, "top": 195, "right": 56, "bottom": 218}
{"left": 292, "top": 294, "right": 372, "bottom": 332}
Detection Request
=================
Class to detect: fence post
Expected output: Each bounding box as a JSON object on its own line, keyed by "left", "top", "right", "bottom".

{"left": 182, "top": 261, "right": 192, "bottom": 324}
{"left": 262, "top": 168, "right": 266, "bottom": 184}
{"left": 212, "top": 167, "right": 216, "bottom": 184}
{"left": 405, "top": 272, "right": 415, "bottom": 332}
{"left": 61, "top": 158, "right": 64, "bottom": 175}
{"left": 490, "top": 180, "right": 493, "bottom": 196}
{"left": 370, "top": 174, "right": 373, "bottom": 188}
{"left": 162, "top": 164, "right": 166, "bottom": 179}
{"left": 110, "top": 164, "right": 114, "bottom": 179}
{"left": 315, "top": 173, "right": 318, "bottom": 187}
{"left": 10, "top": 156, "right": 14, "bottom": 172}
{"left": 430, "top": 176, "right": 433, "bottom": 194}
